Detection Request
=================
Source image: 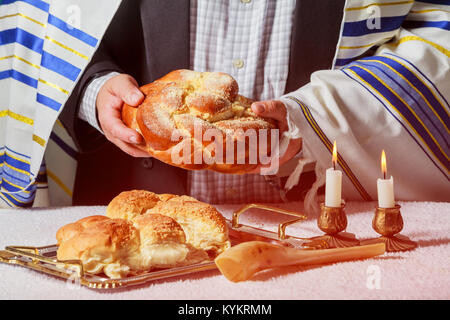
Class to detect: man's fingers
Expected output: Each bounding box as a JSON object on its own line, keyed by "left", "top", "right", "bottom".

{"left": 251, "top": 100, "right": 287, "bottom": 123}
{"left": 109, "top": 74, "right": 144, "bottom": 107}
{"left": 110, "top": 138, "right": 150, "bottom": 158}
{"left": 99, "top": 106, "right": 143, "bottom": 144}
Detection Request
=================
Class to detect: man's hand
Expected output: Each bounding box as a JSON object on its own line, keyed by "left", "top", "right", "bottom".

{"left": 251, "top": 100, "right": 302, "bottom": 173}
{"left": 96, "top": 74, "right": 149, "bottom": 157}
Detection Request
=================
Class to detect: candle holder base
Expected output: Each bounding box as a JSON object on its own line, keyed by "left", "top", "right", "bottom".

{"left": 363, "top": 205, "right": 417, "bottom": 252}
{"left": 302, "top": 203, "right": 360, "bottom": 249}
{"left": 361, "top": 235, "right": 417, "bottom": 252}
{"left": 303, "top": 232, "right": 360, "bottom": 249}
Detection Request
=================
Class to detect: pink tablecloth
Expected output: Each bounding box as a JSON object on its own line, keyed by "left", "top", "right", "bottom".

{"left": 0, "top": 201, "right": 449, "bottom": 300}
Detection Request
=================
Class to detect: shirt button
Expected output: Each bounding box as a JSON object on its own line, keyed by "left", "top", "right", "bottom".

{"left": 233, "top": 59, "right": 244, "bottom": 69}
{"left": 141, "top": 158, "right": 153, "bottom": 170}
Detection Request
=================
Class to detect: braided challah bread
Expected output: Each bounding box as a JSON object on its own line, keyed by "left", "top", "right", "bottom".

{"left": 122, "top": 70, "right": 277, "bottom": 173}
{"left": 56, "top": 190, "right": 231, "bottom": 278}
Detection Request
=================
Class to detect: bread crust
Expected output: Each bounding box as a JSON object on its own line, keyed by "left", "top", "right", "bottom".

{"left": 106, "top": 190, "right": 231, "bottom": 257}
{"left": 57, "top": 218, "right": 140, "bottom": 278}
{"left": 122, "top": 70, "right": 277, "bottom": 173}
{"left": 106, "top": 190, "right": 162, "bottom": 220}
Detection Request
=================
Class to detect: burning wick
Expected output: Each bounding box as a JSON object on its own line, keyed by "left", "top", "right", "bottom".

{"left": 381, "top": 150, "right": 387, "bottom": 180}
{"left": 332, "top": 140, "right": 337, "bottom": 170}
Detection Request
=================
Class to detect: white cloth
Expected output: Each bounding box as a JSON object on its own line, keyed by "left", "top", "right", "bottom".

{"left": 1, "top": 201, "right": 449, "bottom": 299}
{"left": 0, "top": 0, "right": 121, "bottom": 208}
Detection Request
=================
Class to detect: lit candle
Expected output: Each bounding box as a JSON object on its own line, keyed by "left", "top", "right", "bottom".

{"left": 325, "top": 141, "right": 342, "bottom": 207}
{"left": 377, "top": 150, "right": 395, "bottom": 208}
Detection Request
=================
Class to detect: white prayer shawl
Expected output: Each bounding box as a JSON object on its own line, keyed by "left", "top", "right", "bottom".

{"left": 282, "top": 0, "right": 450, "bottom": 214}
{"left": 0, "top": 0, "right": 121, "bottom": 208}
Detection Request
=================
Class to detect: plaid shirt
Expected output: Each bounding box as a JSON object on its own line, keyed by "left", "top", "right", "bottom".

{"left": 79, "top": 0, "right": 296, "bottom": 204}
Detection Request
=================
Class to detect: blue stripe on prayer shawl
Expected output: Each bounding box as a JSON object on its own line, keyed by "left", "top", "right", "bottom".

{"left": 49, "top": 132, "right": 78, "bottom": 160}
{"left": 36, "top": 93, "right": 62, "bottom": 111}
{"left": 41, "top": 51, "right": 81, "bottom": 81}
{"left": 403, "top": 20, "right": 450, "bottom": 31}
{"left": 342, "top": 15, "right": 407, "bottom": 37}
{"left": 47, "top": 14, "right": 98, "bottom": 47}
{"left": 0, "top": 28, "right": 44, "bottom": 54}
{"left": 3, "top": 153, "right": 30, "bottom": 173}
{"left": 0, "top": 69, "right": 38, "bottom": 88}
{"left": 1, "top": 190, "right": 33, "bottom": 206}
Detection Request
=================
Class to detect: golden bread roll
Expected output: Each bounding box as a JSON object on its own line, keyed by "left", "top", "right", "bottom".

{"left": 57, "top": 218, "right": 140, "bottom": 279}
{"left": 147, "top": 195, "right": 231, "bottom": 257}
{"left": 106, "top": 190, "right": 231, "bottom": 258}
{"left": 106, "top": 189, "right": 175, "bottom": 220}
{"left": 122, "top": 69, "right": 277, "bottom": 174}
{"left": 56, "top": 213, "right": 197, "bottom": 278}
{"left": 130, "top": 213, "right": 190, "bottom": 269}
{"left": 56, "top": 215, "right": 110, "bottom": 244}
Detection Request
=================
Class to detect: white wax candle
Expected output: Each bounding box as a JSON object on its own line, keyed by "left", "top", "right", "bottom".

{"left": 325, "top": 167, "right": 342, "bottom": 207}
{"left": 377, "top": 176, "right": 395, "bottom": 208}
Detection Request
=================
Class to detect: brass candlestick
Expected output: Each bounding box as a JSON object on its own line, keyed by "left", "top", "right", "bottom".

{"left": 303, "top": 202, "right": 360, "bottom": 249}
{"left": 361, "top": 204, "right": 417, "bottom": 252}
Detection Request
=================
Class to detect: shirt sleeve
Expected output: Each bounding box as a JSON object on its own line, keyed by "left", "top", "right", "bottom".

{"left": 78, "top": 71, "right": 120, "bottom": 133}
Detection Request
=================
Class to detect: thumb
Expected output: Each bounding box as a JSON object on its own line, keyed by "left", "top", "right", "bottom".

{"left": 251, "top": 100, "right": 287, "bottom": 123}
{"left": 110, "top": 74, "right": 144, "bottom": 107}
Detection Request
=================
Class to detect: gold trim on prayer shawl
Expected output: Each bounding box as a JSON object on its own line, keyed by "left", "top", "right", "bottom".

{"left": 44, "top": 36, "right": 89, "bottom": 60}
{"left": 391, "top": 36, "right": 450, "bottom": 58}
{"left": 1, "top": 177, "right": 31, "bottom": 194}
{"left": 46, "top": 169, "right": 73, "bottom": 197}
{"left": 0, "top": 110, "right": 34, "bottom": 125}
{"left": 339, "top": 42, "right": 378, "bottom": 50}
{"left": 38, "top": 78, "right": 69, "bottom": 94}
{"left": 345, "top": 1, "right": 414, "bottom": 11}
{"left": 410, "top": 8, "right": 450, "bottom": 14}
{"left": 0, "top": 12, "right": 46, "bottom": 27}
{"left": 32, "top": 134, "right": 46, "bottom": 147}
{"left": 0, "top": 55, "right": 41, "bottom": 69}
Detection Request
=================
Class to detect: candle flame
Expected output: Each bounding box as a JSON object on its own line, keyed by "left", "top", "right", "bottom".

{"left": 381, "top": 150, "right": 387, "bottom": 178}
{"left": 332, "top": 141, "right": 337, "bottom": 168}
